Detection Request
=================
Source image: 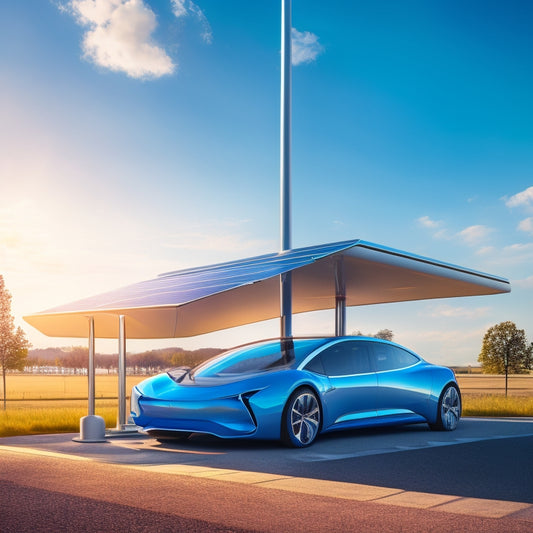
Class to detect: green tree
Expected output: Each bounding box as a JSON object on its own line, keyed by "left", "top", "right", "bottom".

{"left": 352, "top": 329, "right": 394, "bottom": 341}
{"left": 375, "top": 329, "right": 394, "bottom": 341}
{"left": 478, "top": 321, "right": 532, "bottom": 396}
{"left": 0, "top": 275, "right": 31, "bottom": 409}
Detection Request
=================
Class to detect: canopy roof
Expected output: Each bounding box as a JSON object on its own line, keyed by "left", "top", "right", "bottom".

{"left": 24, "top": 239, "right": 510, "bottom": 339}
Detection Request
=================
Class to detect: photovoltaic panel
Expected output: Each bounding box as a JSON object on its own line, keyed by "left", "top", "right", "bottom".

{"left": 23, "top": 239, "right": 510, "bottom": 339}
{"left": 34, "top": 240, "right": 358, "bottom": 314}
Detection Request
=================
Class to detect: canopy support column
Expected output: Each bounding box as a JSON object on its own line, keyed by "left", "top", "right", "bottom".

{"left": 280, "top": 272, "right": 292, "bottom": 337}
{"left": 335, "top": 258, "right": 346, "bottom": 337}
{"left": 88, "top": 316, "right": 95, "bottom": 416}
{"left": 117, "top": 314, "right": 127, "bottom": 429}
{"left": 106, "top": 314, "right": 137, "bottom": 436}
{"left": 73, "top": 316, "right": 105, "bottom": 442}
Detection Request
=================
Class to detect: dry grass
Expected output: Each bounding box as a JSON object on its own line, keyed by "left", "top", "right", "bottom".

{"left": 462, "top": 395, "right": 533, "bottom": 417}
{"left": 0, "top": 375, "right": 149, "bottom": 437}
{"left": 0, "top": 400, "right": 117, "bottom": 437}
{"left": 456, "top": 374, "right": 533, "bottom": 397}
{"left": 1, "top": 374, "right": 148, "bottom": 400}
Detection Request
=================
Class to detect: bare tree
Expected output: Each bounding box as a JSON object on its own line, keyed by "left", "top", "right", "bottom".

{"left": 62, "top": 346, "right": 89, "bottom": 370}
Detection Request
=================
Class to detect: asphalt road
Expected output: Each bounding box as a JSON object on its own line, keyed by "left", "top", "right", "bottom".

{"left": 1, "top": 418, "right": 533, "bottom": 532}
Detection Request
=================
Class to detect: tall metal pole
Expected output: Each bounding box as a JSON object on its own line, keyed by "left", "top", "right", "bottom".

{"left": 280, "top": 0, "right": 292, "bottom": 338}
{"left": 117, "top": 314, "right": 127, "bottom": 429}
{"left": 88, "top": 316, "right": 95, "bottom": 416}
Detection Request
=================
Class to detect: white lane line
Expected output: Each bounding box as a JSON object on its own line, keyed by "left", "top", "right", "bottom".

{"left": 467, "top": 417, "right": 533, "bottom": 424}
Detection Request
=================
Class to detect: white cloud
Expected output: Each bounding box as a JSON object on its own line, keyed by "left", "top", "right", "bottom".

{"left": 416, "top": 216, "right": 451, "bottom": 240}
{"left": 514, "top": 275, "right": 533, "bottom": 289}
{"left": 401, "top": 326, "right": 488, "bottom": 365}
{"left": 291, "top": 28, "right": 323, "bottom": 66}
{"left": 518, "top": 217, "right": 533, "bottom": 236}
{"left": 171, "top": 0, "right": 212, "bottom": 44}
{"left": 457, "top": 224, "right": 493, "bottom": 245}
{"left": 486, "top": 242, "right": 533, "bottom": 266}
{"left": 417, "top": 215, "right": 441, "bottom": 229}
{"left": 171, "top": 0, "right": 188, "bottom": 17}
{"left": 69, "top": 0, "right": 175, "bottom": 79}
{"left": 434, "top": 229, "right": 451, "bottom": 240}
{"left": 504, "top": 242, "right": 533, "bottom": 254}
{"left": 475, "top": 246, "right": 495, "bottom": 256}
{"left": 426, "top": 304, "right": 490, "bottom": 320}
{"left": 505, "top": 186, "right": 533, "bottom": 210}
{"left": 418, "top": 217, "right": 496, "bottom": 250}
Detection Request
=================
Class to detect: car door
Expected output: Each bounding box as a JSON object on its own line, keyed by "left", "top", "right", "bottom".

{"left": 368, "top": 342, "right": 429, "bottom": 417}
{"left": 306, "top": 340, "right": 378, "bottom": 429}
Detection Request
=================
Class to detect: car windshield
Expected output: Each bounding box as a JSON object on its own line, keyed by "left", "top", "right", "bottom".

{"left": 191, "top": 338, "right": 327, "bottom": 379}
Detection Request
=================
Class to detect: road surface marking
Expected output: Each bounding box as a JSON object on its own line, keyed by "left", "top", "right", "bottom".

{"left": 0, "top": 444, "right": 90, "bottom": 461}
{"left": 1, "top": 443, "right": 532, "bottom": 522}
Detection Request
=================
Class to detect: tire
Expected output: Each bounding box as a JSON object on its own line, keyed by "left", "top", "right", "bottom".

{"left": 281, "top": 387, "right": 321, "bottom": 448}
{"left": 430, "top": 383, "right": 461, "bottom": 431}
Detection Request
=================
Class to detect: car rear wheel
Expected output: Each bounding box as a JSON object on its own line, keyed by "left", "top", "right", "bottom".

{"left": 281, "top": 387, "right": 321, "bottom": 448}
{"left": 430, "top": 384, "right": 461, "bottom": 431}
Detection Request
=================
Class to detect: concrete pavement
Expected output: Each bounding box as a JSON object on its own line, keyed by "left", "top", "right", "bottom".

{"left": 1, "top": 418, "right": 533, "bottom": 530}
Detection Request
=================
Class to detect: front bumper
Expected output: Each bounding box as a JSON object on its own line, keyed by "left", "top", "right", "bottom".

{"left": 131, "top": 385, "right": 257, "bottom": 438}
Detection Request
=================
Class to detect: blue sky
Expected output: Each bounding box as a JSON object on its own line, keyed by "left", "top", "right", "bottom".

{"left": 1, "top": 0, "right": 532, "bottom": 365}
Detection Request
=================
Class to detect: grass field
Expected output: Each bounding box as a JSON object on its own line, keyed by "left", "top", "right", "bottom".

{"left": 1, "top": 374, "right": 532, "bottom": 438}
{"left": 456, "top": 374, "right": 533, "bottom": 418}
{"left": 0, "top": 375, "right": 149, "bottom": 437}
{"left": 0, "top": 400, "right": 118, "bottom": 437}
{"left": 1, "top": 374, "right": 148, "bottom": 400}
{"left": 456, "top": 374, "right": 533, "bottom": 397}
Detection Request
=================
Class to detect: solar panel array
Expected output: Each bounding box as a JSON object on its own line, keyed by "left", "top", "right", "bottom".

{"left": 38, "top": 239, "right": 360, "bottom": 315}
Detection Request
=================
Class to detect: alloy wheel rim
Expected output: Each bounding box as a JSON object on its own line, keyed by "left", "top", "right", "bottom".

{"left": 441, "top": 386, "right": 460, "bottom": 430}
{"left": 290, "top": 392, "right": 320, "bottom": 445}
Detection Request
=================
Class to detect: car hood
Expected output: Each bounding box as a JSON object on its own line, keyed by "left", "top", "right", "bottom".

{"left": 135, "top": 371, "right": 273, "bottom": 401}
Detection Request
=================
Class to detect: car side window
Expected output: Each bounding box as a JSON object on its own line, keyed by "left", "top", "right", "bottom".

{"left": 311, "top": 341, "right": 372, "bottom": 377}
{"left": 304, "top": 354, "right": 326, "bottom": 375}
{"left": 370, "top": 343, "right": 419, "bottom": 372}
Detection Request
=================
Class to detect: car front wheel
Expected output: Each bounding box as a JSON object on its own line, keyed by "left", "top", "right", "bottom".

{"left": 281, "top": 387, "right": 321, "bottom": 448}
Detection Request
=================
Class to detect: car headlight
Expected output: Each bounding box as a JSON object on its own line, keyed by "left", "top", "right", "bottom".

{"left": 130, "top": 386, "right": 141, "bottom": 417}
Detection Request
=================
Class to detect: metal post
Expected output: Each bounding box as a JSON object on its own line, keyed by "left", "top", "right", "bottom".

{"left": 117, "top": 314, "right": 126, "bottom": 429}
{"left": 74, "top": 316, "right": 105, "bottom": 442}
{"left": 335, "top": 258, "right": 346, "bottom": 337}
{"left": 280, "top": 0, "right": 291, "bottom": 252}
{"left": 280, "top": 0, "right": 292, "bottom": 338}
{"left": 281, "top": 271, "right": 292, "bottom": 337}
{"left": 88, "top": 316, "right": 95, "bottom": 416}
